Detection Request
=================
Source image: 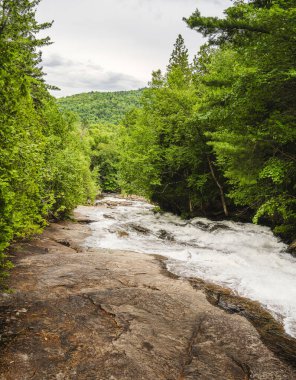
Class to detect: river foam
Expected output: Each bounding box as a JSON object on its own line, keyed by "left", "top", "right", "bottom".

{"left": 78, "top": 196, "right": 296, "bottom": 338}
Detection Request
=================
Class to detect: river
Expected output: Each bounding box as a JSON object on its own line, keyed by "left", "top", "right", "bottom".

{"left": 77, "top": 195, "right": 296, "bottom": 338}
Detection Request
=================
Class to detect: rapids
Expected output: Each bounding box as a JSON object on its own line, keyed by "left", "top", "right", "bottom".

{"left": 78, "top": 195, "right": 296, "bottom": 338}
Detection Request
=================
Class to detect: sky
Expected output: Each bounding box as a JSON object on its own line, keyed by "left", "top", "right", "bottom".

{"left": 36, "top": 0, "right": 232, "bottom": 97}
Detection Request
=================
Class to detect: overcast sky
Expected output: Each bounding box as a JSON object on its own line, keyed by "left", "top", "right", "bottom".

{"left": 37, "top": 0, "right": 232, "bottom": 97}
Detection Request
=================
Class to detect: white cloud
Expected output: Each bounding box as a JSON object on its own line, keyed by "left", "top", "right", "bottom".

{"left": 37, "top": 0, "right": 232, "bottom": 97}
{"left": 42, "top": 54, "right": 145, "bottom": 97}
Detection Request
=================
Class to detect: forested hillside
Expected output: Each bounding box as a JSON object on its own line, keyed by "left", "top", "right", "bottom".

{"left": 0, "top": 0, "right": 96, "bottom": 284}
{"left": 116, "top": 0, "right": 296, "bottom": 243}
{"left": 57, "top": 90, "right": 143, "bottom": 125}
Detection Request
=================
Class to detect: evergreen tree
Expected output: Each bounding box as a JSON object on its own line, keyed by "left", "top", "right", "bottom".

{"left": 117, "top": 1, "right": 296, "bottom": 240}
{"left": 167, "top": 34, "right": 191, "bottom": 84}
{"left": 0, "top": 0, "right": 96, "bottom": 284}
{"left": 184, "top": 0, "right": 296, "bottom": 240}
{"left": 118, "top": 36, "right": 227, "bottom": 216}
{"left": 167, "top": 34, "right": 189, "bottom": 72}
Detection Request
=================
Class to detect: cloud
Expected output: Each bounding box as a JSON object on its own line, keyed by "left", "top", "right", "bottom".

{"left": 42, "top": 54, "right": 145, "bottom": 97}
{"left": 37, "top": 0, "right": 232, "bottom": 96}
{"left": 44, "top": 54, "right": 74, "bottom": 68}
{"left": 204, "top": 0, "right": 225, "bottom": 5}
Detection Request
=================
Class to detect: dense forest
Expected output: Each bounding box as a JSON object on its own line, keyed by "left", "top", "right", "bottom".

{"left": 61, "top": 1, "right": 296, "bottom": 243}
{"left": 0, "top": 0, "right": 96, "bottom": 283}
{"left": 117, "top": 0, "right": 296, "bottom": 243}
{"left": 57, "top": 90, "right": 143, "bottom": 125}
{"left": 0, "top": 0, "right": 295, "bottom": 284}
{"left": 62, "top": 0, "right": 295, "bottom": 243}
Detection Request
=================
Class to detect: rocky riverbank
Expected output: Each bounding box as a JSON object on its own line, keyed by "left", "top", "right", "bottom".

{"left": 0, "top": 208, "right": 295, "bottom": 379}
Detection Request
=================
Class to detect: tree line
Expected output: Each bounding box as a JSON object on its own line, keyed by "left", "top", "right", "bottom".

{"left": 116, "top": 0, "right": 296, "bottom": 243}
{"left": 57, "top": 90, "right": 143, "bottom": 126}
{"left": 0, "top": 0, "right": 96, "bottom": 283}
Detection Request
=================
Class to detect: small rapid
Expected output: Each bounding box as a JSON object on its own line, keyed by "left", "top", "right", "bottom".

{"left": 78, "top": 195, "right": 296, "bottom": 338}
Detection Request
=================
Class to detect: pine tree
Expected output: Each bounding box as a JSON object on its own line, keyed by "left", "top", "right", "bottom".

{"left": 184, "top": 0, "right": 296, "bottom": 240}
{"left": 167, "top": 34, "right": 190, "bottom": 74}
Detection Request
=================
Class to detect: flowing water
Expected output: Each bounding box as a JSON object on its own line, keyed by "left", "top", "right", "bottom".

{"left": 78, "top": 195, "right": 296, "bottom": 338}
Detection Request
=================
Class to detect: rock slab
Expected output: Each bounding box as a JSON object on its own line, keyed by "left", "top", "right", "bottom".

{"left": 0, "top": 218, "right": 295, "bottom": 379}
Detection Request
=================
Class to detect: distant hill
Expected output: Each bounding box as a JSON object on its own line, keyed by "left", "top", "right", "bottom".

{"left": 57, "top": 89, "right": 144, "bottom": 125}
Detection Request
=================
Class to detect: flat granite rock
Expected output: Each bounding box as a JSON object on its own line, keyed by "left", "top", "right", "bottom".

{"left": 0, "top": 220, "right": 295, "bottom": 380}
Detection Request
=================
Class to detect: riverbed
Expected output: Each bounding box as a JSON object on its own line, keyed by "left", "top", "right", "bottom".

{"left": 78, "top": 195, "right": 296, "bottom": 338}
{"left": 1, "top": 198, "right": 295, "bottom": 379}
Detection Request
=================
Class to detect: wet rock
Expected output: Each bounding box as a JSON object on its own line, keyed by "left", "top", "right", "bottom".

{"left": 126, "top": 194, "right": 147, "bottom": 202}
{"left": 56, "top": 239, "right": 71, "bottom": 247}
{"left": 127, "top": 223, "right": 150, "bottom": 235}
{"left": 103, "top": 214, "right": 115, "bottom": 220}
{"left": 288, "top": 240, "right": 296, "bottom": 256}
{"left": 157, "top": 229, "right": 175, "bottom": 241}
{"left": 0, "top": 219, "right": 295, "bottom": 379}
{"left": 189, "top": 277, "right": 296, "bottom": 368}
{"left": 190, "top": 218, "right": 233, "bottom": 233}
{"left": 116, "top": 230, "right": 129, "bottom": 238}
{"left": 76, "top": 219, "right": 97, "bottom": 224}
{"left": 190, "top": 218, "right": 211, "bottom": 230}
{"left": 96, "top": 198, "right": 133, "bottom": 208}
{"left": 108, "top": 227, "right": 129, "bottom": 238}
{"left": 208, "top": 222, "right": 233, "bottom": 232}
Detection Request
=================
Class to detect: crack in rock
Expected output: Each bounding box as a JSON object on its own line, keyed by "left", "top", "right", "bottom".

{"left": 82, "top": 294, "right": 131, "bottom": 341}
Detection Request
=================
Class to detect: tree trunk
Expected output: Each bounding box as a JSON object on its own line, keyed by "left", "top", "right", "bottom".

{"left": 189, "top": 196, "right": 193, "bottom": 213}
{"left": 207, "top": 157, "right": 229, "bottom": 217}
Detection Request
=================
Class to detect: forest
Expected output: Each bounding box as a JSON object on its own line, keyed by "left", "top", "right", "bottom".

{"left": 127, "top": 0, "right": 295, "bottom": 232}
{"left": 66, "top": 0, "right": 295, "bottom": 244}
{"left": 0, "top": 0, "right": 295, "bottom": 283}
{"left": 0, "top": 0, "right": 96, "bottom": 282}
{"left": 57, "top": 90, "right": 143, "bottom": 125}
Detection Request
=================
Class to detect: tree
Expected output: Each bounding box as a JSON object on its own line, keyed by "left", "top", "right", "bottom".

{"left": 184, "top": 0, "right": 296, "bottom": 240}
{"left": 0, "top": 0, "right": 96, "bottom": 285}
{"left": 167, "top": 35, "right": 189, "bottom": 71}
{"left": 118, "top": 36, "right": 228, "bottom": 217}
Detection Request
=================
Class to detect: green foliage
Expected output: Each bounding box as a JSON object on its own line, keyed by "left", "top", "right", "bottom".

{"left": 57, "top": 89, "right": 144, "bottom": 193}
{"left": 117, "top": 1, "right": 296, "bottom": 241}
{"left": 42, "top": 109, "right": 97, "bottom": 218}
{"left": 118, "top": 107, "right": 162, "bottom": 197}
{"left": 184, "top": 0, "right": 296, "bottom": 240}
{"left": 57, "top": 89, "right": 145, "bottom": 194}
{"left": 0, "top": 0, "right": 96, "bottom": 285}
{"left": 167, "top": 34, "right": 191, "bottom": 80}
{"left": 57, "top": 90, "right": 144, "bottom": 125}
{"left": 118, "top": 36, "right": 227, "bottom": 216}
{"left": 88, "top": 123, "right": 122, "bottom": 192}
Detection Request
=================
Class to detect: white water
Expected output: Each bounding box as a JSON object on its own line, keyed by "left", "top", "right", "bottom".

{"left": 78, "top": 196, "right": 296, "bottom": 338}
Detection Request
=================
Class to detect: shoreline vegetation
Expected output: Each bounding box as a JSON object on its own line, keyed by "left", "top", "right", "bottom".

{"left": 1, "top": 0, "right": 296, "bottom": 284}
{"left": 0, "top": 0, "right": 97, "bottom": 284}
